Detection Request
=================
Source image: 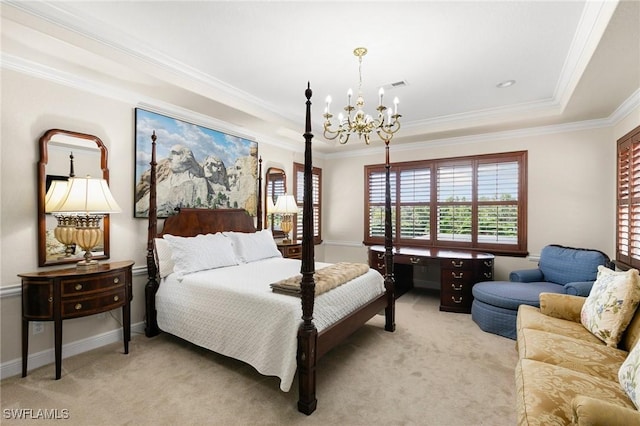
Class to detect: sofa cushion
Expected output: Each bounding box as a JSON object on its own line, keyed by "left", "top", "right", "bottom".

{"left": 581, "top": 266, "right": 640, "bottom": 347}
{"left": 518, "top": 327, "right": 627, "bottom": 382}
{"left": 517, "top": 304, "right": 603, "bottom": 345}
{"left": 515, "top": 359, "right": 635, "bottom": 426}
{"left": 619, "top": 340, "right": 640, "bottom": 410}
{"left": 538, "top": 244, "right": 608, "bottom": 285}
{"left": 472, "top": 281, "right": 564, "bottom": 310}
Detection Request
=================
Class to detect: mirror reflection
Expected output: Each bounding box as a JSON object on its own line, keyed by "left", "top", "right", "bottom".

{"left": 264, "top": 167, "right": 286, "bottom": 238}
{"left": 38, "top": 129, "right": 111, "bottom": 266}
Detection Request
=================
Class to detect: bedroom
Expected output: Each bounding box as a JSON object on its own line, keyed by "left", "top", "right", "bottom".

{"left": 1, "top": 0, "right": 639, "bottom": 424}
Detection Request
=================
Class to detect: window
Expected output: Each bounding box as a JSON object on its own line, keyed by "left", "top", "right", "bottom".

{"left": 293, "top": 162, "right": 322, "bottom": 244}
{"left": 616, "top": 126, "right": 640, "bottom": 269}
{"left": 364, "top": 151, "right": 527, "bottom": 256}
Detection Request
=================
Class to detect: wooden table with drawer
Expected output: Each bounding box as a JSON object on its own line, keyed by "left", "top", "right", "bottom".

{"left": 19, "top": 260, "right": 134, "bottom": 379}
{"left": 277, "top": 241, "right": 302, "bottom": 259}
{"left": 368, "top": 246, "right": 493, "bottom": 313}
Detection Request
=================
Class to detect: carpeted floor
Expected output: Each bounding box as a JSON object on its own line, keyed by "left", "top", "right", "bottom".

{"left": 1, "top": 290, "right": 518, "bottom": 425}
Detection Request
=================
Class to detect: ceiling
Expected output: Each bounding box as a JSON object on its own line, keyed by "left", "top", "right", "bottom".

{"left": 2, "top": 1, "right": 639, "bottom": 154}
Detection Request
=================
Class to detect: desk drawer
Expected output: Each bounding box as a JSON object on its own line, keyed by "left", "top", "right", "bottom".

{"left": 394, "top": 254, "right": 426, "bottom": 266}
{"left": 62, "top": 288, "right": 126, "bottom": 318}
{"left": 440, "top": 287, "right": 472, "bottom": 311}
{"left": 61, "top": 271, "right": 126, "bottom": 297}
{"left": 368, "top": 251, "right": 386, "bottom": 273}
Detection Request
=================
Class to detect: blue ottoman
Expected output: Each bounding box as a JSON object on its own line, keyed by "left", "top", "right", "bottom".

{"left": 471, "top": 281, "right": 565, "bottom": 339}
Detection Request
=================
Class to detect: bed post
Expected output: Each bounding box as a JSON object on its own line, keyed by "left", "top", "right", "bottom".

{"left": 145, "top": 131, "right": 160, "bottom": 337}
{"left": 383, "top": 140, "right": 396, "bottom": 332}
{"left": 256, "top": 156, "right": 263, "bottom": 231}
{"left": 297, "top": 82, "right": 318, "bottom": 415}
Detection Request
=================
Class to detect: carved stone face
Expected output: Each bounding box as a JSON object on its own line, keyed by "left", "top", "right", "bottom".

{"left": 203, "top": 156, "right": 228, "bottom": 184}
{"left": 168, "top": 145, "right": 201, "bottom": 174}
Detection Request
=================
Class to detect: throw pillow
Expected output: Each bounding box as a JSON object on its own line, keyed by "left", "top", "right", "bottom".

{"left": 619, "top": 339, "right": 640, "bottom": 409}
{"left": 580, "top": 266, "right": 640, "bottom": 347}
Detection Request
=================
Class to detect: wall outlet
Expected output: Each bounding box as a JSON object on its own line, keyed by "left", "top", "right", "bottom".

{"left": 32, "top": 322, "right": 44, "bottom": 335}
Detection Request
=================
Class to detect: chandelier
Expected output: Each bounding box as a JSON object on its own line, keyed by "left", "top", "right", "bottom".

{"left": 323, "top": 47, "right": 401, "bottom": 145}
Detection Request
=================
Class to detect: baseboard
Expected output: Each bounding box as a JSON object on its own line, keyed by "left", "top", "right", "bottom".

{"left": 0, "top": 321, "right": 145, "bottom": 380}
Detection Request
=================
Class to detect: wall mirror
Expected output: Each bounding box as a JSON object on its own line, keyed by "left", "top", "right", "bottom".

{"left": 264, "top": 167, "right": 286, "bottom": 239}
{"left": 38, "top": 129, "right": 111, "bottom": 266}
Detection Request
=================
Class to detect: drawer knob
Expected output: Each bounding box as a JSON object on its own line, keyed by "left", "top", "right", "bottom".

{"left": 48, "top": 297, "right": 53, "bottom": 303}
{"left": 451, "top": 284, "right": 463, "bottom": 291}
{"left": 451, "top": 260, "right": 464, "bottom": 268}
{"left": 113, "top": 277, "right": 120, "bottom": 284}
{"left": 410, "top": 257, "right": 420, "bottom": 264}
{"left": 484, "top": 272, "right": 493, "bottom": 279}
{"left": 113, "top": 295, "right": 119, "bottom": 302}
{"left": 451, "top": 296, "right": 463, "bottom": 304}
{"left": 377, "top": 263, "right": 385, "bottom": 270}
{"left": 377, "top": 253, "right": 384, "bottom": 260}
{"left": 484, "top": 261, "right": 493, "bottom": 267}
{"left": 75, "top": 284, "right": 83, "bottom": 291}
{"left": 451, "top": 272, "right": 464, "bottom": 279}
{"left": 74, "top": 303, "right": 82, "bottom": 310}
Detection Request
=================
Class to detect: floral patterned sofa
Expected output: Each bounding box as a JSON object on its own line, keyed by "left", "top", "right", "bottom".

{"left": 515, "top": 266, "right": 640, "bottom": 425}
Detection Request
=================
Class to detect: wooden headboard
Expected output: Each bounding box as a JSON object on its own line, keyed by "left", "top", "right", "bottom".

{"left": 159, "top": 208, "right": 256, "bottom": 237}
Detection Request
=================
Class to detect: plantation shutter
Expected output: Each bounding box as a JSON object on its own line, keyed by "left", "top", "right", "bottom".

{"left": 294, "top": 163, "right": 321, "bottom": 244}
{"left": 476, "top": 160, "right": 519, "bottom": 245}
{"left": 617, "top": 126, "right": 640, "bottom": 269}
{"left": 366, "top": 167, "right": 396, "bottom": 241}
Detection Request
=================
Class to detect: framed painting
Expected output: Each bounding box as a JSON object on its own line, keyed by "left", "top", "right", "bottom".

{"left": 134, "top": 108, "right": 259, "bottom": 218}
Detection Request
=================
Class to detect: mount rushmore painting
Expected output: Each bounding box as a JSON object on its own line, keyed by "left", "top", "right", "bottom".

{"left": 134, "top": 109, "right": 258, "bottom": 218}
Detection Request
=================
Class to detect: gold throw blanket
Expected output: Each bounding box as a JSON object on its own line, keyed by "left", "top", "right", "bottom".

{"left": 270, "top": 262, "right": 370, "bottom": 297}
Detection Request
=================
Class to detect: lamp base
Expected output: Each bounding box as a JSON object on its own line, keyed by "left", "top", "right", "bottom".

{"left": 76, "top": 259, "right": 99, "bottom": 270}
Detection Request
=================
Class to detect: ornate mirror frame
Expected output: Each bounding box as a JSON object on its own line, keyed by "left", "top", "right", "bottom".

{"left": 38, "top": 129, "right": 111, "bottom": 266}
{"left": 264, "top": 167, "right": 286, "bottom": 239}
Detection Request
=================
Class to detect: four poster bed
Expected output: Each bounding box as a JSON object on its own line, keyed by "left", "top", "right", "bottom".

{"left": 144, "top": 84, "right": 395, "bottom": 415}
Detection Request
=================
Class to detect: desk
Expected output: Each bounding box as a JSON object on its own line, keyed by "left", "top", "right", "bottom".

{"left": 368, "top": 246, "right": 493, "bottom": 313}
{"left": 19, "top": 261, "right": 134, "bottom": 379}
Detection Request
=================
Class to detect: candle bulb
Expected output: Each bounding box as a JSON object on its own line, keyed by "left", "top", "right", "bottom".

{"left": 393, "top": 97, "right": 399, "bottom": 115}
{"left": 347, "top": 89, "right": 353, "bottom": 107}
{"left": 378, "top": 87, "right": 384, "bottom": 106}
{"left": 325, "top": 95, "right": 332, "bottom": 115}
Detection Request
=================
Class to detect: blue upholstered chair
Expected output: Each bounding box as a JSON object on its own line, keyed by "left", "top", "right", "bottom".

{"left": 471, "top": 244, "right": 613, "bottom": 339}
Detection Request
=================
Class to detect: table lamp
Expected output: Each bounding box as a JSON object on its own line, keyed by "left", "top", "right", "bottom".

{"left": 49, "top": 176, "right": 121, "bottom": 268}
{"left": 273, "top": 194, "right": 298, "bottom": 244}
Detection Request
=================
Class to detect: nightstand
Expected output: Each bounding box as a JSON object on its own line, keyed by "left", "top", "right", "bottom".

{"left": 277, "top": 241, "right": 302, "bottom": 259}
{"left": 19, "top": 260, "right": 134, "bottom": 379}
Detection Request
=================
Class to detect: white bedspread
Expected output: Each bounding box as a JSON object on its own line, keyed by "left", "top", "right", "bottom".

{"left": 156, "top": 257, "right": 384, "bottom": 392}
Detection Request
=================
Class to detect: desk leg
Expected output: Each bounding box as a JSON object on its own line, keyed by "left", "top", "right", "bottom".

{"left": 54, "top": 319, "right": 62, "bottom": 380}
{"left": 22, "top": 319, "right": 29, "bottom": 377}
{"left": 123, "top": 303, "right": 130, "bottom": 354}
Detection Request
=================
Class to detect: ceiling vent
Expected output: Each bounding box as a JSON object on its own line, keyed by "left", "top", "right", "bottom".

{"left": 383, "top": 80, "right": 408, "bottom": 90}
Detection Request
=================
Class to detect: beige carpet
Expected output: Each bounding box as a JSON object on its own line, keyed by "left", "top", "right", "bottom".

{"left": 1, "top": 290, "right": 518, "bottom": 425}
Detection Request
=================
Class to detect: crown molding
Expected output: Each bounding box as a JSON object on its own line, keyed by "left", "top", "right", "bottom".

{"left": 324, "top": 88, "right": 640, "bottom": 160}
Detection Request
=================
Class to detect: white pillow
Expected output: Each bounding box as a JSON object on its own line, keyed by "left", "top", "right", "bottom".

{"left": 163, "top": 233, "right": 238, "bottom": 278}
{"left": 154, "top": 238, "right": 175, "bottom": 278}
{"left": 619, "top": 338, "right": 640, "bottom": 409}
{"left": 581, "top": 266, "right": 640, "bottom": 347}
{"left": 223, "top": 229, "right": 282, "bottom": 263}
